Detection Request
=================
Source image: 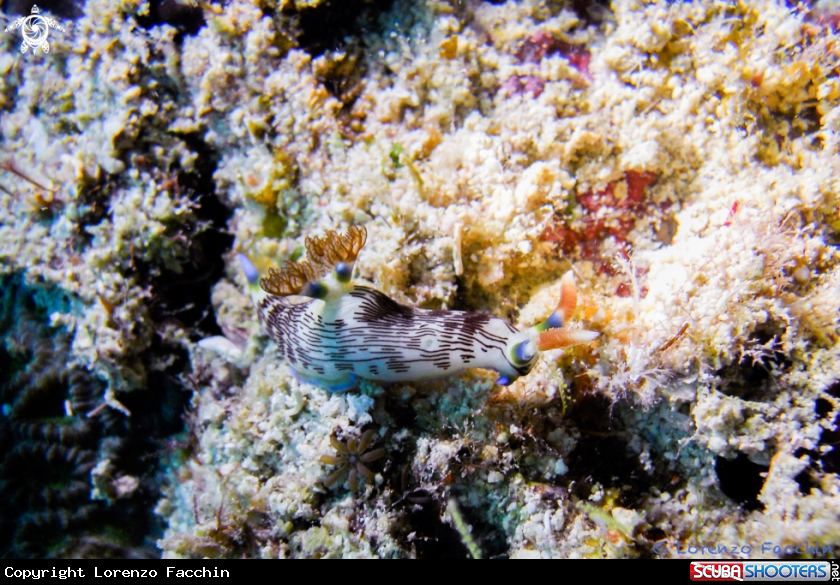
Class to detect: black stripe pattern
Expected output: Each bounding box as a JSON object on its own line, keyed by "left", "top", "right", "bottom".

{"left": 258, "top": 286, "right": 535, "bottom": 390}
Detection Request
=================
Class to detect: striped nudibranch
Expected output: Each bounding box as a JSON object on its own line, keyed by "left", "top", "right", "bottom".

{"left": 239, "top": 226, "right": 599, "bottom": 392}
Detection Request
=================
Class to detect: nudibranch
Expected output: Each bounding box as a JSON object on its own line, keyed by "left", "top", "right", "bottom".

{"left": 239, "top": 226, "right": 599, "bottom": 392}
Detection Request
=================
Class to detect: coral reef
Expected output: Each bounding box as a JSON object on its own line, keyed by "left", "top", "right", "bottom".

{"left": 0, "top": 275, "right": 157, "bottom": 557}
{"left": 0, "top": 0, "right": 228, "bottom": 555}
{"left": 2, "top": 0, "right": 839, "bottom": 559}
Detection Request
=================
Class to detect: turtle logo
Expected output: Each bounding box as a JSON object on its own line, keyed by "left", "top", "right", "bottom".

{"left": 5, "top": 5, "right": 65, "bottom": 55}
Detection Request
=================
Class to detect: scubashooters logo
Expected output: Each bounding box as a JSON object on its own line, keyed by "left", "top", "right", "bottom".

{"left": 5, "top": 5, "right": 65, "bottom": 54}
{"left": 690, "top": 561, "right": 837, "bottom": 582}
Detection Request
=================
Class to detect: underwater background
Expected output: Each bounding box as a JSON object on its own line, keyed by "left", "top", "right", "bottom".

{"left": 1, "top": 0, "right": 839, "bottom": 559}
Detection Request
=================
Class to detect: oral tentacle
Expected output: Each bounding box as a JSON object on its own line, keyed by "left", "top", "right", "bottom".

{"left": 536, "top": 328, "right": 600, "bottom": 352}
{"left": 529, "top": 270, "right": 599, "bottom": 352}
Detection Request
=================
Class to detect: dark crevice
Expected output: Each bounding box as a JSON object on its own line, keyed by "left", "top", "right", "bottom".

{"left": 134, "top": 0, "right": 206, "bottom": 42}
{"left": 314, "top": 45, "right": 368, "bottom": 123}
{"left": 145, "top": 133, "right": 233, "bottom": 338}
{"left": 392, "top": 497, "right": 470, "bottom": 559}
{"left": 122, "top": 345, "right": 192, "bottom": 470}
{"left": 716, "top": 321, "right": 791, "bottom": 402}
{"left": 384, "top": 443, "right": 489, "bottom": 559}
{"left": 566, "top": 391, "right": 614, "bottom": 434}
{"left": 563, "top": 394, "right": 655, "bottom": 506}
{"left": 292, "top": 0, "right": 396, "bottom": 58}
{"left": 72, "top": 176, "right": 111, "bottom": 252}
{"left": 457, "top": 500, "right": 508, "bottom": 559}
{"left": 791, "top": 444, "right": 823, "bottom": 496}
{"left": 286, "top": 0, "right": 397, "bottom": 134}
{"left": 715, "top": 453, "right": 767, "bottom": 511}
{"left": 566, "top": 433, "right": 652, "bottom": 504}
{"left": 816, "top": 397, "right": 833, "bottom": 419}
{"left": 449, "top": 275, "right": 480, "bottom": 312}
{"left": 569, "top": 0, "right": 613, "bottom": 24}
{"left": 817, "top": 381, "right": 840, "bottom": 474}
{"left": 794, "top": 468, "right": 819, "bottom": 496}
{"left": 381, "top": 394, "right": 418, "bottom": 429}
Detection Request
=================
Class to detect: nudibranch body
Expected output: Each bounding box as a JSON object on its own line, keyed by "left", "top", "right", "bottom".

{"left": 240, "top": 226, "right": 598, "bottom": 392}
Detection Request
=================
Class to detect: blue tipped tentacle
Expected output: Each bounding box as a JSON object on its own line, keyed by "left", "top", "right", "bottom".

{"left": 238, "top": 253, "right": 260, "bottom": 287}
{"left": 544, "top": 310, "right": 565, "bottom": 330}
